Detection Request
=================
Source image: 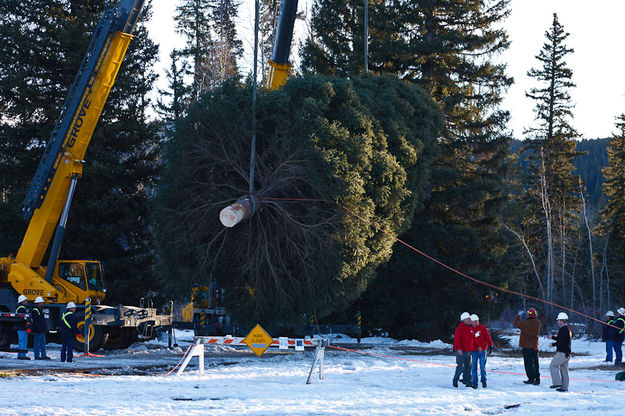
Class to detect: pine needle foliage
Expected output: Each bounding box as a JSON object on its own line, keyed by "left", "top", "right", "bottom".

{"left": 155, "top": 75, "right": 443, "bottom": 326}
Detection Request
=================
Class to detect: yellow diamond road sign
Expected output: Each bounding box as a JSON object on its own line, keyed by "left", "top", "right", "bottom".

{"left": 243, "top": 324, "right": 273, "bottom": 357}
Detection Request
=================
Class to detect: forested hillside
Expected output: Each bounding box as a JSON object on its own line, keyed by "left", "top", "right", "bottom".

{"left": 511, "top": 138, "right": 609, "bottom": 210}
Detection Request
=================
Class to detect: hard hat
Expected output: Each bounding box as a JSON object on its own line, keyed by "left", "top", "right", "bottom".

{"left": 470, "top": 314, "right": 479, "bottom": 321}
{"left": 618, "top": 307, "right": 625, "bottom": 316}
{"left": 460, "top": 312, "right": 471, "bottom": 321}
{"left": 527, "top": 308, "right": 537, "bottom": 317}
{"left": 34, "top": 296, "right": 44, "bottom": 304}
{"left": 607, "top": 311, "right": 615, "bottom": 317}
{"left": 17, "top": 295, "right": 28, "bottom": 303}
{"left": 556, "top": 312, "right": 569, "bottom": 321}
{"left": 66, "top": 302, "right": 76, "bottom": 308}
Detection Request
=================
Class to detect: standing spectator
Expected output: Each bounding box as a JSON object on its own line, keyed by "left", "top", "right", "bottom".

{"left": 14, "top": 295, "right": 31, "bottom": 360}
{"left": 60, "top": 302, "right": 80, "bottom": 363}
{"left": 513, "top": 308, "right": 542, "bottom": 385}
{"left": 548, "top": 312, "right": 572, "bottom": 392}
{"left": 603, "top": 311, "right": 616, "bottom": 362}
{"left": 452, "top": 312, "right": 474, "bottom": 388}
{"left": 31, "top": 296, "right": 50, "bottom": 360}
{"left": 470, "top": 314, "right": 493, "bottom": 388}
{"left": 613, "top": 308, "right": 625, "bottom": 366}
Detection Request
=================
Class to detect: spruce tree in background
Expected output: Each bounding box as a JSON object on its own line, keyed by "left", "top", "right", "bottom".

{"left": 156, "top": 49, "right": 192, "bottom": 125}
{"left": 599, "top": 114, "right": 625, "bottom": 304}
{"left": 302, "top": 0, "right": 514, "bottom": 339}
{"left": 0, "top": 1, "right": 161, "bottom": 304}
{"left": 210, "top": 0, "right": 243, "bottom": 84}
{"left": 513, "top": 13, "right": 584, "bottom": 311}
{"left": 175, "top": 0, "right": 242, "bottom": 98}
{"left": 175, "top": 0, "right": 214, "bottom": 99}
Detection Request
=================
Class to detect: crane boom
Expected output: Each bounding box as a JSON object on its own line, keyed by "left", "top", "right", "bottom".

{"left": 17, "top": 0, "right": 145, "bottom": 270}
{"left": 267, "top": 0, "right": 299, "bottom": 90}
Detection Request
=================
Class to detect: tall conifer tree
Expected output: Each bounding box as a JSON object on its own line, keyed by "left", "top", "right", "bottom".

{"left": 519, "top": 13, "right": 582, "bottom": 310}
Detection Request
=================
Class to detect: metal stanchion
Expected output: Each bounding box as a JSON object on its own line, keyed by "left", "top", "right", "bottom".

{"left": 84, "top": 297, "right": 91, "bottom": 354}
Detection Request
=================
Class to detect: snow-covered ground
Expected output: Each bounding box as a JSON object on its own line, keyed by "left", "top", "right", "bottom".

{"left": 0, "top": 330, "right": 624, "bottom": 415}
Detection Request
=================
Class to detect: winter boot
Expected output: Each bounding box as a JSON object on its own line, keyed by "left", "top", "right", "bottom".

{"left": 531, "top": 379, "right": 540, "bottom": 385}
{"left": 453, "top": 379, "right": 458, "bottom": 388}
{"left": 482, "top": 381, "right": 487, "bottom": 388}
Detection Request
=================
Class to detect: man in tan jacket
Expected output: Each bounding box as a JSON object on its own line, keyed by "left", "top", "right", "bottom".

{"left": 514, "top": 308, "right": 542, "bottom": 385}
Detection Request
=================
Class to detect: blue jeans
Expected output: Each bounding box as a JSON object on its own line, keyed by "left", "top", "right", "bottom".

{"left": 453, "top": 351, "right": 472, "bottom": 385}
{"left": 61, "top": 338, "right": 75, "bottom": 362}
{"left": 17, "top": 330, "right": 28, "bottom": 358}
{"left": 33, "top": 332, "right": 46, "bottom": 358}
{"left": 614, "top": 340, "right": 623, "bottom": 364}
{"left": 606, "top": 340, "right": 614, "bottom": 361}
{"left": 471, "top": 351, "right": 487, "bottom": 385}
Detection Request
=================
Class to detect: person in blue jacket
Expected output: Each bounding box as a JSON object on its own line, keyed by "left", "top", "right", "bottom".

{"left": 60, "top": 302, "right": 80, "bottom": 363}
{"left": 603, "top": 311, "right": 616, "bottom": 362}
{"left": 613, "top": 308, "right": 625, "bottom": 366}
{"left": 31, "top": 296, "right": 50, "bottom": 360}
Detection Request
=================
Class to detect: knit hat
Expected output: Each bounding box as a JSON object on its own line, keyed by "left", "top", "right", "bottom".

{"left": 527, "top": 308, "right": 537, "bottom": 317}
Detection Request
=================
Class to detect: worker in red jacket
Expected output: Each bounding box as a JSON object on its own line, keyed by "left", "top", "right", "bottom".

{"left": 452, "top": 312, "right": 475, "bottom": 388}
{"left": 470, "top": 314, "right": 494, "bottom": 388}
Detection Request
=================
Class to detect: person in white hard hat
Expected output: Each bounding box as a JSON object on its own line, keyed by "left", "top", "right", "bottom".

{"left": 547, "top": 312, "right": 572, "bottom": 392}
{"left": 60, "top": 302, "right": 79, "bottom": 363}
{"left": 452, "top": 312, "right": 474, "bottom": 388}
{"left": 602, "top": 311, "right": 616, "bottom": 362}
{"left": 31, "top": 296, "right": 50, "bottom": 360}
{"left": 470, "top": 314, "right": 493, "bottom": 388}
{"left": 14, "top": 295, "right": 31, "bottom": 360}
{"left": 613, "top": 308, "right": 625, "bottom": 366}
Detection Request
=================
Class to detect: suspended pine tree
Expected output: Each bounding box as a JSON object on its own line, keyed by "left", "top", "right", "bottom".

{"left": 155, "top": 75, "right": 443, "bottom": 326}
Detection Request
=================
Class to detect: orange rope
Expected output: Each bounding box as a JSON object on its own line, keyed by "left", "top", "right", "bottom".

{"left": 261, "top": 195, "right": 618, "bottom": 329}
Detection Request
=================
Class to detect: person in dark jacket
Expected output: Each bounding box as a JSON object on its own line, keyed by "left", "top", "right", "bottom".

{"left": 452, "top": 312, "right": 475, "bottom": 388}
{"left": 14, "top": 295, "right": 31, "bottom": 360}
{"left": 548, "top": 312, "right": 572, "bottom": 392}
{"left": 513, "top": 308, "right": 542, "bottom": 385}
{"left": 60, "top": 302, "right": 80, "bottom": 363}
{"left": 31, "top": 296, "right": 50, "bottom": 360}
{"left": 613, "top": 308, "right": 625, "bottom": 366}
{"left": 602, "top": 311, "right": 616, "bottom": 362}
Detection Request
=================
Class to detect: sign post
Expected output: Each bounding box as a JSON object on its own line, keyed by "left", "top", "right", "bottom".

{"left": 84, "top": 297, "right": 91, "bottom": 354}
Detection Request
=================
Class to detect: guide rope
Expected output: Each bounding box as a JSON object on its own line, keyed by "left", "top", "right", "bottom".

{"left": 260, "top": 196, "right": 619, "bottom": 330}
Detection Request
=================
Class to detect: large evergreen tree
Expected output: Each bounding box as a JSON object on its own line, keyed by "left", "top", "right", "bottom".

{"left": 155, "top": 75, "right": 443, "bottom": 326}
{"left": 0, "top": 0, "right": 161, "bottom": 304}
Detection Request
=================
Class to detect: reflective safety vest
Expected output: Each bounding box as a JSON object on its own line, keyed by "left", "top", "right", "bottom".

{"left": 62, "top": 311, "right": 74, "bottom": 329}
{"left": 15, "top": 305, "right": 28, "bottom": 314}
{"left": 618, "top": 317, "right": 625, "bottom": 334}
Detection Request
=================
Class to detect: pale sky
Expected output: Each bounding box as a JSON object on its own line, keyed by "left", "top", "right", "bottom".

{"left": 145, "top": 0, "right": 625, "bottom": 140}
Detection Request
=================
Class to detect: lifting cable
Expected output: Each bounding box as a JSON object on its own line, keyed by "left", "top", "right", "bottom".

{"left": 260, "top": 196, "right": 620, "bottom": 331}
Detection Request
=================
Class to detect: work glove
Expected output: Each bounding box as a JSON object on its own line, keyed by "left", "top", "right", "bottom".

{"left": 26, "top": 328, "right": 31, "bottom": 334}
{"left": 487, "top": 346, "right": 493, "bottom": 355}
{"left": 517, "top": 310, "right": 525, "bottom": 317}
